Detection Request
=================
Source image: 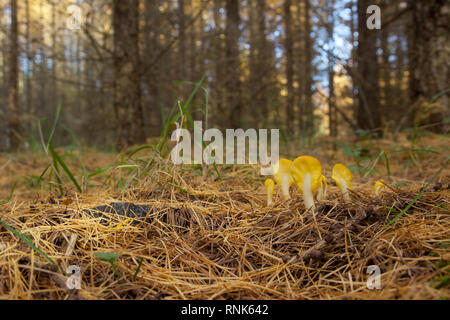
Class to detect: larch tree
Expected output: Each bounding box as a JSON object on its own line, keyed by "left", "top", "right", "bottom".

{"left": 144, "top": 0, "right": 162, "bottom": 137}
{"left": 113, "top": 0, "right": 146, "bottom": 150}
{"left": 284, "top": 0, "right": 294, "bottom": 136}
{"left": 303, "top": 0, "right": 314, "bottom": 135}
{"left": 25, "top": 0, "right": 33, "bottom": 123}
{"left": 326, "top": 0, "right": 337, "bottom": 138}
{"left": 212, "top": 0, "right": 224, "bottom": 125}
{"left": 249, "top": 0, "right": 269, "bottom": 127}
{"left": 224, "top": 0, "right": 242, "bottom": 128}
{"left": 409, "top": 0, "right": 450, "bottom": 133}
{"left": 356, "top": 0, "right": 381, "bottom": 131}
{"left": 8, "top": 0, "right": 20, "bottom": 151}
{"left": 380, "top": 20, "right": 390, "bottom": 122}
{"left": 295, "top": 1, "right": 305, "bottom": 133}
{"left": 178, "top": 0, "right": 186, "bottom": 84}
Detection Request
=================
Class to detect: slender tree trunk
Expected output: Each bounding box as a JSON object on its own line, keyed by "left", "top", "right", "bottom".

{"left": 249, "top": 0, "right": 269, "bottom": 127}
{"left": 284, "top": 0, "right": 294, "bottom": 136}
{"left": 380, "top": 25, "right": 390, "bottom": 123}
{"left": 350, "top": 0, "right": 357, "bottom": 123}
{"left": 144, "top": 0, "right": 162, "bottom": 136}
{"left": 327, "top": 0, "right": 337, "bottom": 137}
{"left": 25, "top": 0, "right": 33, "bottom": 122}
{"left": 394, "top": 23, "right": 405, "bottom": 118}
{"left": 178, "top": 0, "right": 186, "bottom": 83}
{"left": 213, "top": 0, "right": 224, "bottom": 126}
{"left": 76, "top": 32, "right": 82, "bottom": 120}
{"left": 1, "top": 40, "right": 5, "bottom": 150}
{"left": 39, "top": 0, "right": 46, "bottom": 119}
{"left": 189, "top": 1, "right": 198, "bottom": 83}
{"left": 409, "top": 0, "right": 449, "bottom": 133}
{"left": 356, "top": 0, "right": 381, "bottom": 131}
{"left": 113, "top": 0, "right": 146, "bottom": 150}
{"left": 225, "top": 0, "right": 242, "bottom": 128}
{"left": 51, "top": 1, "right": 58, "bottom": 113}
{"left": 328, "top": 67, "right": 336, "bottom": 137}
{"left": 296, "top": 2, "right": 305, "bottom": 134}
{"left": 303, "top": 0, "right": 314, "bottom": 136}
{"left": 256, "top": 0, "right": 269, "bottom": 124}
{"left": 8, "top": 0, "right": 20, "bottom": 151}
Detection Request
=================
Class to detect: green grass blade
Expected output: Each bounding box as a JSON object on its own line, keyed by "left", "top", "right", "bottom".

{"left": 51, "top": 161, "right": 65, "bottom": 196}
{"left": 182, "top": 74, "right": 205, "bottom": 112}
{"left": 132, "top": 257, "right": 144, "bottom": 282}
{"left": 47, "top": 101, "right": 62, "bottom": 150}
{"left": 0, "top": 218, "right": 66, "bottom": 276}
{"left": 88, "top": 165, "right": 115, "bottom": 179}
{"left": 49, "top": 144, "right": 82, "bottom": 193}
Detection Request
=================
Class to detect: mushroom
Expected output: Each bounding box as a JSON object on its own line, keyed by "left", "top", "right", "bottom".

{"left": 264, "top": 178, "right": 275, "bottom": 206}
{"left": 317, "top": 175, "right": 328, "bottom": 201}
{"left": 374, "top": 179, "right": 385, "bottom": 196}
{"left": 332, "top": 163, "right": 352, "bottom": 201}
{"left": 273, "top": 159, "right": 294, "bottom": 200}
{"left": 291, "top": 156, "right": 323, "bottom": 210}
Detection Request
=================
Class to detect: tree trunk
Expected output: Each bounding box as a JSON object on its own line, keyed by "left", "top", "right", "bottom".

{"left": 394, "top": 23, "right": 405, "bottom": 119}
{"left": 189, "top": 1, "right": 198, "bottom": 83}
{"left": 249, "top": 0, "right": 269, "bottom": 127}
{"left": 144, "top": 0, "right": 162, "bottom": 136}
{"left": 327, "top": 0, "right": 337, "bottom": 137}
{"left": 303, "top": 0, "right": 314, "bottom": 136}
{"left": 113, "top": 0, "right": 146, "bottom": 150}
{"left": 284, "top": 0, "right": 294, "bottom": 136}
{"left": 178, "top": 0, "right": 186, "bottom": 83}
{"left": 39, "top": 0, "right": 46, "bottom": 120}
{"left": 296, "top": 2, "right": 305, "bottom": 134}
{"left": 51, "top": 1, "right": 58, "bottom": 114}
{"left": 225, "top": 0, "right": 242, "bottom": 128}
{"left": 380, "top": 25, "right": 390, "bottom": 123}
{"left": 213, "top": 0, "right": 224, "bottom": 126}
{"left": 8, "top": 0, "right": 20, "bottom": 151}
{"left": 356, "top": 0, "right": 381, "bottom": 131}
{"left": 25, "top": 0, "right": 33, "bottom": 123}
{"left": 409, "top": 0, "right": 450, "bottom": 133}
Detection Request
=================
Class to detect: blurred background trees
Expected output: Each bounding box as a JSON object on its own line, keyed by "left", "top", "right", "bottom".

{"left": 0, "top": 0, "right": 448, "bottom": 151}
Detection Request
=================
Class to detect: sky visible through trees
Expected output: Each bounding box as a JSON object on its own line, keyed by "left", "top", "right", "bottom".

{"left": 0, "top": 0, "right": 448, "bottom": 151}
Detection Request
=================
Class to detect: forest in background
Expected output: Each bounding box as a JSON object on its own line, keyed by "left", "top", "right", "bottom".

{"left": 0, "top": 0, "right": 448, "bottom": 152}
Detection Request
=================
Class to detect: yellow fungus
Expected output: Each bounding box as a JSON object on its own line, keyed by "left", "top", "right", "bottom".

{"left": 332, "top": 164, "right": 352, "bottom": 201}
{"left": 273, "top": 159, "right": 294, "bottom": 200}
{"left": 317, "top": 175, "right": 328, "bottom": 201}
{"left": 265, "top": 178, "right": 275, "bottom": 206}
{"left": 291, "top": 156, "right": 322, "bottom": 210}
{"left": 374, "top": 179, "right": 385, "bottom": 196}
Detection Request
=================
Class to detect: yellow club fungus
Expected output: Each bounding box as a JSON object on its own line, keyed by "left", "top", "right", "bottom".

{"left": 332, "top": 163, "right": 352, "bottom": 201}
{"left": 265, "top": 178, "right": 275, "bottom": 206}
{"left": 291, "top": 156, "right": 323, "bottom": 210}
{"left": 374, "top": 178, "right": 385, "bottom": 196}
{"left": 317, "top": 175, "right": 328, "bottom": 201}
{"left": 273, "top": 159, "right": 294, "bottom": 200}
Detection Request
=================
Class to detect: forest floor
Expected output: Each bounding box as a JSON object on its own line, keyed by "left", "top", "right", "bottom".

{"left": 0, "top": 133, "right": 449, "bottom": 300}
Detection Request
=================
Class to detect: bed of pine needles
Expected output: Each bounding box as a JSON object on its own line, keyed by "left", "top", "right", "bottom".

{"left": 0, "top": 135, "right": 449, "bottom": 300}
